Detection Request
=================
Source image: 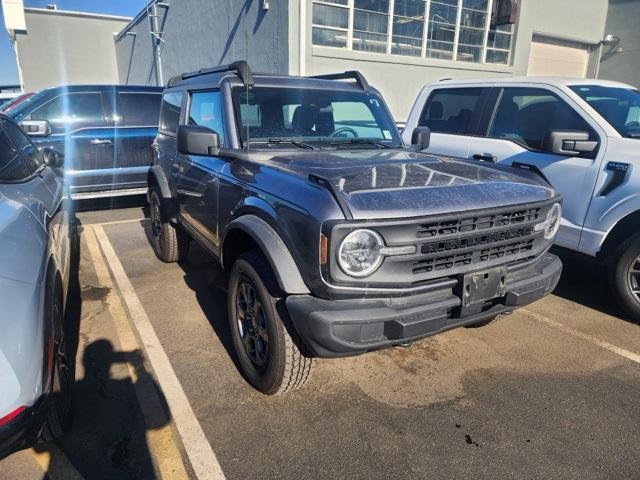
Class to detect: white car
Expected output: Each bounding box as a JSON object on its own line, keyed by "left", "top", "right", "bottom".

{"left": 403, "top": 77, "right": 640, "bottom": 319}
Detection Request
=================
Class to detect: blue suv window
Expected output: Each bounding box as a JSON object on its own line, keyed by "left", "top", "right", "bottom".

{"left": 0, "top": 124, "right": 31, "bottom": 182}
{"left": 159, "top": 92, "right": 183, "bottom": 135}
{"left": 29, "top": 92, "right": 105, "bottom": 133}
{"left": 188, "top": 91, "right": 225, "bottom": 145}
{"left": 117, "top": 92, "right": 162, "bottom": 126}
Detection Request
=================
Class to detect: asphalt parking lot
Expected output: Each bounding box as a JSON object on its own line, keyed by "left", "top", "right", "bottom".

{"left": 2, "top": 203, "right": 640, "bottom": 480}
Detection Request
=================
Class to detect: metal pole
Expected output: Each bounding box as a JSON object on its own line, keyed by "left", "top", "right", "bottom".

{"left": 152, "top": 1, "right": 164, "bottom": 86}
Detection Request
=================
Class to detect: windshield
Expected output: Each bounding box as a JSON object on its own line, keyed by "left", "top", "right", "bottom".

{"left": 570, "top": 85, "right": 640, "bottom": 139}
{"left": 231, "top": 86, "right": 402, "bottom": 149}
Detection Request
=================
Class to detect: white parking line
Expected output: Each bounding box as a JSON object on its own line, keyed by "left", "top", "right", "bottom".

{"left": 85, "top": 227, "right": 189, "bottom": 480}
{"left": 93, "top": 225, "right": 226, "bottom": 480}
{"left": 522, "top": 308, "right": 640, "bottom": 364}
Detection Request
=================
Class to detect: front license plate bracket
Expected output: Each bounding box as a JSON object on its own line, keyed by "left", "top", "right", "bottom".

{"left": 461, "top": 266, "right": 508, "bottom": 307}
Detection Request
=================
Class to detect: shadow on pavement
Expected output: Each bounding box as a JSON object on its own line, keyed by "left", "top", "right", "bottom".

{"left": 550, "top": 247, "right": 635, "bottom": 323}
{"left": 33, "top": 218, "right": 171, "bottom": 480}
{"left": 140, "top": 219, "right": 245, "bottom": 381}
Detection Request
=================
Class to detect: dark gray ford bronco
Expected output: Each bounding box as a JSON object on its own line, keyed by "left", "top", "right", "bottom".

{"left": 148, "top": 61, "right": 563, "bottom": 395}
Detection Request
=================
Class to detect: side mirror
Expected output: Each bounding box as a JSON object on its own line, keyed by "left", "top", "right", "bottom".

{"left": 41, "top": 148, "right": 63, "bottom": 168}
{"left": 411, "top": 126, "right": 431, "bottom": 151}
{"left": 543, "top": 130, "right": 598, "bottom": 157}
{"left": 177, "top": 125, "right": 220, "bottom": 157}
{"left": 19, "top": 120, "right": 52, "bottom": 137}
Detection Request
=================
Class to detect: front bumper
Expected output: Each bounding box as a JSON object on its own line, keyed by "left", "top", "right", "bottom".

{"left": 287, "top": 253, "right": 562, "bottom": 357}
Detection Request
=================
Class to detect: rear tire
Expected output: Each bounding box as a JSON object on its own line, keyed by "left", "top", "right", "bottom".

{"left": 149, "top": 189, "right": 189, "bottom": 263}
{"left": 227, "top": 251, "right": 314, "bottom": 395}
{"left": 609, "top": 233, "right": 640, "bottom": 322}
{"left": 41, "top": 282, "right": 73, "bottom": 441}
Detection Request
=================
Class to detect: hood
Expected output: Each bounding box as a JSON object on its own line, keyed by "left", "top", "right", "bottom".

{"left": 259, "top": 149, "right": 557, "bottom": 220}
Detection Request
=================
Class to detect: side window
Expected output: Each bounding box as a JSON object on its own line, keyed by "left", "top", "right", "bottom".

{"left": 419, "top": 88, "right": 483, "bottom": 135}
{"left": 159, "top": 92, "right": 183, "bottom": 135}
{"left": 117, "top": 93, "right": 162, "bottom": 126}
{"left": 30, "top": 92, "right": 104, "bottom": 133}
{"left": 188, "top": 91, "right": 225, "bottom": 144}
{"left": 0, "top": 124, "right": 31, "bottom": 182}
{"left": 3, "top": 121, "right": 43, "bottom": 172}
{"left": 489, "top": 88, "right": 597, "bottom": 155}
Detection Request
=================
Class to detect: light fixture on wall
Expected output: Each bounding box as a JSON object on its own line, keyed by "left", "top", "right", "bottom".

{"left": 603, "top": 34, "right": 620, "bottom": 45}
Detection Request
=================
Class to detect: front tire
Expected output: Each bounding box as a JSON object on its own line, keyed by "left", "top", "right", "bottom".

{"left": 227, "top": 251, "right": 314, "bottom": 395}
{"left": 149, "top": 189, "right": 189, "bottom": 263}
{"left": 609, "top": 234, "right": 640, "bottom": 322}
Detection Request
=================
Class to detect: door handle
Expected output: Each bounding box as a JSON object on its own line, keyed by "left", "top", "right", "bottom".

{"left": 171, "top": 163, "right": 184, "bottom": 174}
{"left": 91, "top": 138, "right": 112, "bottom": 146}
{"left": 473, "top": 153, "right": 497, "bottom": 162}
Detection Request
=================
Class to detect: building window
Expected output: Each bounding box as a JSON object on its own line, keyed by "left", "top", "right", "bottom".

{"left": 312, "top": 0, "right": 515, "bottom": 64}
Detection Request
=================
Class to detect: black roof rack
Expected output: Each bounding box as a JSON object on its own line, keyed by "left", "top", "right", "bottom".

{"left": 167, "top": 61, "right": 255, "bottom": 87}
{"left": 310, "top": 71, "right": 370, "bottom": 91}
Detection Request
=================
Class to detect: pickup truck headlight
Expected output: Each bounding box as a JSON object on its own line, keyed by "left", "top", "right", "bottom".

{"left": 535, "top": 203, "right": 562, "bottom": 240}
{"left": 338, "top": 229, "right": 384, "bottom": 277}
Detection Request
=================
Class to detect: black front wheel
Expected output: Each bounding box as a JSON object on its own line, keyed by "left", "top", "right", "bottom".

{"left": 609, "top": 234, "right": 640, "bottom": 322}
{"left": 227, "top": 251, "right": 314, "bottom": 395}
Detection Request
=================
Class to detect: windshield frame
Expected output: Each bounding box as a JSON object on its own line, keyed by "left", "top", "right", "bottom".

{"left": 569, "top": 84, "right": 640, "bottom": 139}
{"left": 230, "top": 85, "right": 403, "bottom": 150}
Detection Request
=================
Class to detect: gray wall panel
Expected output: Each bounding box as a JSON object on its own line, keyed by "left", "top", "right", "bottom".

{"left": 115, "top": 0, "right": 290, "bottom": 86}
{"left": 15, "top": 9, "right": 128, "bottom": 91}
{"left": 598, "top": 0, "right": 640, "bottom": 86}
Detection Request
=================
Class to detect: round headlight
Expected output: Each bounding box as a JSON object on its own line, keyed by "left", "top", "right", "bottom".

{"left": 544, "top": 203, "right": 562, "bottom": 240}
{"left": 338, "top": 229, "right": 384, "bottom": 277}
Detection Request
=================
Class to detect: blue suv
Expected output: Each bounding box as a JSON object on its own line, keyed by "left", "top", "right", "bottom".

{"left": 8, "top": 85, "right": 162, "bottom": 199}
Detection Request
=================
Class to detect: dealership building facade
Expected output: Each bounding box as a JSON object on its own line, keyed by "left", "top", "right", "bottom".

{"left": 3, "top": 0, "right": 639, "bottom": 121}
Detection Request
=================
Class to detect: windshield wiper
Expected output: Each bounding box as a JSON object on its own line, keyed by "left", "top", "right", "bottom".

{"left": 329, "top": 138, "right": 391, "bottom": 149}
{"left": 249, "top": 138, "right": 316, "bottom": 150}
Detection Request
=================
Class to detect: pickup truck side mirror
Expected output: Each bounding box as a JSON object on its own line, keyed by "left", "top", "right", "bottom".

{"left": 543, "top": 130, "right": 598, "bottom": 157}
{"left": 411, "top": 126, "right": 431, "bottom": 151}
{"left": 19, "top": 119, "right": 51, "bottom": 137}
{"left": 40, "top": 147, "right": 64, "bottom": 168}
{"left": 177, "top": 125, "right": 220, "bottom": 157}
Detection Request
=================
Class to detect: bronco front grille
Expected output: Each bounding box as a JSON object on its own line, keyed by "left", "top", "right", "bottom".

{"left": 413, "top": 238, "right": 536, "bottom": 274}
{"left": 417, "top": 208, "right": 541, "bottom": 238}
{"left": 410, "top": 205, "right": 548, "bottom": 277}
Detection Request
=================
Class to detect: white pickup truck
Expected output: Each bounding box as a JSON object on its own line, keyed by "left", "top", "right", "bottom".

{"left": 403, "top": 77, "right": 640, "bottom": 319}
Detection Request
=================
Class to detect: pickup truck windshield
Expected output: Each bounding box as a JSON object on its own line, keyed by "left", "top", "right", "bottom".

{"left": 570, "top": 85, "right": 640, "bottom": 139}
{"left": 231, "top": 86, "right": 402, "bottom": 149}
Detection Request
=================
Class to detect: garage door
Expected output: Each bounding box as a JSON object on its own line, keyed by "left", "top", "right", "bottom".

{"left": 527, "top": 36, "right": 591, "bottom": 78}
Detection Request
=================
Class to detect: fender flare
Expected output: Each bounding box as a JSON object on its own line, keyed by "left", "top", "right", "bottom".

{"left": 224, "top": 215, "right": 310, "bottom": 295}
{"left": 148, "top": 165, "right": 172, "bottom": 199}
{"left": 148, "top": 165, "right": 178, "bottom": 222}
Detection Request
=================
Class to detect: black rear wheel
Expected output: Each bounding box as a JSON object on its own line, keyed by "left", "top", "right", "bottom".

{"left": 149, "top": 189, "right": 189, "bottom": 263}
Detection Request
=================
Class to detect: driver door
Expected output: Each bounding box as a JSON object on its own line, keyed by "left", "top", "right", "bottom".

{"left": 176, "top": 90, "right": 227, "bottom": 248}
